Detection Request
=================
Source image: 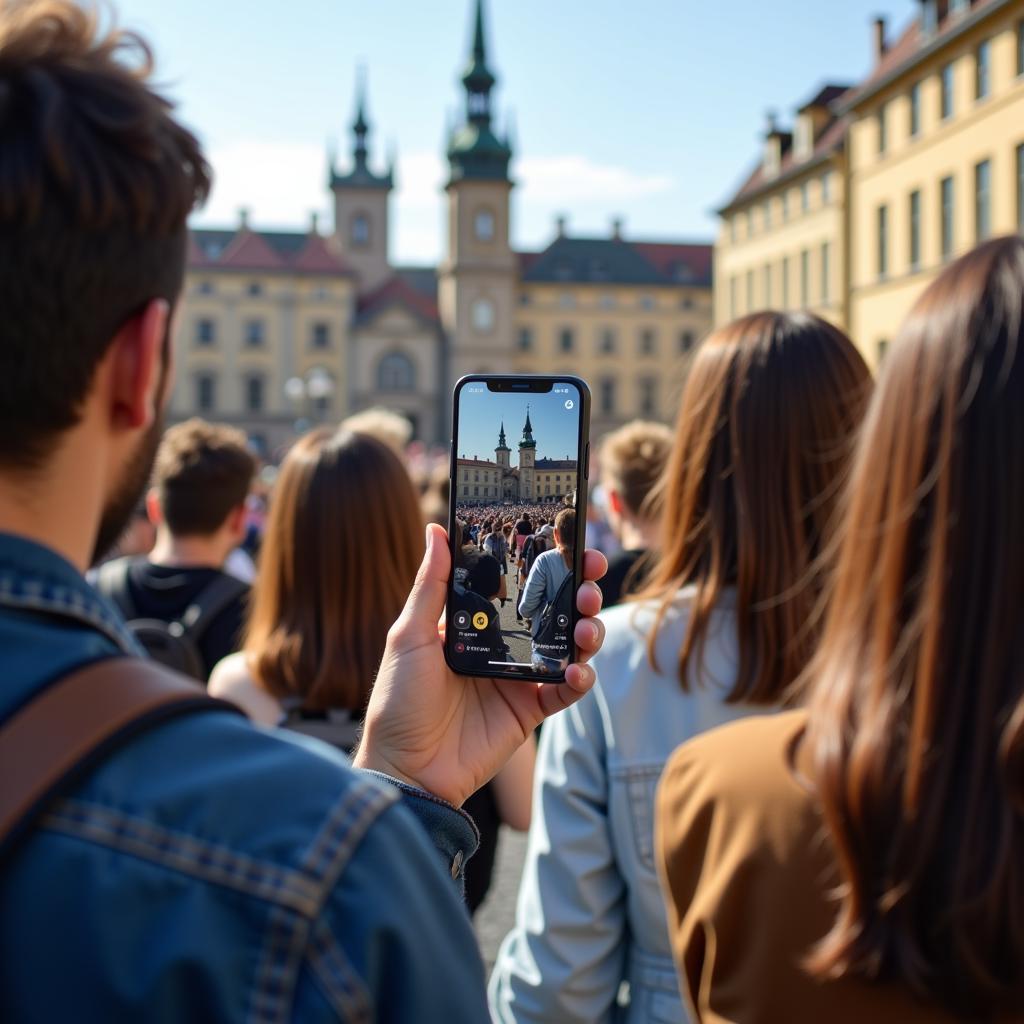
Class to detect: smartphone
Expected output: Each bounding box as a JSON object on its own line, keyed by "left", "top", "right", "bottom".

{"left": 446, "top": 374, "right": 591, "bottom": 682}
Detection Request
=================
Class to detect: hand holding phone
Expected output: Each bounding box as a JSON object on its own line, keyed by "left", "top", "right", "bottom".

{"left": 446, "top": 376, "right": 592, "bottom": 683}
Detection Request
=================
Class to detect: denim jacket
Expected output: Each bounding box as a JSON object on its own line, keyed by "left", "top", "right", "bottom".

{"left": 0, "top": 532, "right": 487, "bottom": 1023}
{"left": 490, "top": 589, "right": 763, "bottom": 1024}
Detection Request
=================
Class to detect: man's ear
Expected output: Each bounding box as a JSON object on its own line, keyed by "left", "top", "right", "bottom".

{"left": 227, "top": 503, "right": 248, "bottom": 542}
{"left": 109, "top": 298, "right": 169, "bottom": 431}
{"left": 607, "top": 487, "right": 625, "bottom": 518}
{"left": 145, "top": 488, "right": 163, "bottom": 527}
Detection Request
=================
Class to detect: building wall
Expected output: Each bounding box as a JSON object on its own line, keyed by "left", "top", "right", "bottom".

{"left": 848, "top": 6, "right": 1024, "bottom": 366}
{"left": 331, "top": 187, "right": 391, "bottom": 292}
{"left": 714, "top": 159, "right": 847, "bottom": 331}
{"left": 511, "top": 280, "right": 712, "bottom": 437}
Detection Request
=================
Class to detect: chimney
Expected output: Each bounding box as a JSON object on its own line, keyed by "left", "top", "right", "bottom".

{"left": 611, "top": 216, "right": 624, "bottom": 241}
{"left": 309, "top": 211, "right": 320, "bottom": 236}
{"left": 765, "top": 109, "right": 779, "bottom": 136}
{"left": 873, "top": 16, "right": 887, "bottom": 62}
{"left": 555, "top": 214, "right": 568, "bottom": 239}
{"left": 238, "top": 206, "right": 251, "bottom": 231}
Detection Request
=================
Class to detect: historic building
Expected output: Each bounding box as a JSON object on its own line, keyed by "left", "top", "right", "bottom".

{"left": 170, "top": 0, "right": 714, "bottom": 452}
{"left": 714, "top": 0, "right": 1024, "bottom": 367}
{"left": 455, "top": 414, "right": 578, "bottom": 505}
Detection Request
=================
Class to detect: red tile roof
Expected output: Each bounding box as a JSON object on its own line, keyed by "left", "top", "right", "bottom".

{"left": 356, "top": 273, "right": 440, "bottom": 325}
{"left": 216, "top": 229, "right": 287, "bottom": 271}
{"left": 291, "top": 234, "right": 350, "bottom": 274}
{"left": 632, "top": 242, "right": 713, "bottom": 286}
{"left": 189, "top": 228, "right": 353, "bottom": 275}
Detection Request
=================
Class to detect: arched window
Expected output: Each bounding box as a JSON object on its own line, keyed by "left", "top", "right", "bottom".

{"left": 378, "top": 352, "right": 416, "bottom": 392}
{"left": 474, "top": 208, "right": 495, "bottom": 241}
{"left": 351, "top": 213, "right": 370, "bottom": 247}
{"left": 472, "top": 297, "right": 495, "bottom": 333}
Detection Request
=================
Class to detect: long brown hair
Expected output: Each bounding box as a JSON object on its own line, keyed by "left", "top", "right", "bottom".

{"left": 244, "top": 428, "right": 423, "bottom": 713}
{"left": 554, "top": 507, "right": 576, "bottom": 570}
{"left": 805, "top": 237, "right": 1024, "bottom": 1016}
{"left": 636, "top": 311, "right": 871, "bottom": 703}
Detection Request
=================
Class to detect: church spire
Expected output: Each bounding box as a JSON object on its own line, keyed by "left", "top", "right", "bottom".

{"left": 352, "top": 65, "right": 369, "bottom": 169}
{"left": 330, "top": 66, "right": 393, "bottom": 191}
{"left": 497, "top": 421, "right": 509, "bottom": 450}
{"left": 519, "top": 406, "right": 536, "bottom": 449}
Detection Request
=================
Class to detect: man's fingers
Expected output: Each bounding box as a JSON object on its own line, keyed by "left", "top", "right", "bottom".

{"left": 536, "top": 663, "right": 596, "bottom": 717}
{"left": 574, "top": 615, "right": 605, "bottom": 662}
{"left": 582, "top": 549, "right": 608, "bottom": 583}
{"left": 393, "top": 524, "right": 451, "bottom": 647}
{"left": 576, "top": 580, "right": 603, "bottom": 619}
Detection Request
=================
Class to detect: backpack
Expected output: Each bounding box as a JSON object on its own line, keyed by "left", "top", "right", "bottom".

{"left": 483, "top": 532, "right": 507, "bottom": 562}
{"left": 521, "top": 535, "right": 550, "bottom": 579}
{"left": 279, "top": 701, "right": 362, "bottom": 757}
{"left": 532, "top": 567, "right": 574, "bottom": 662}
{"left": 97, "top": 559, "right": 248, "bottom": 680}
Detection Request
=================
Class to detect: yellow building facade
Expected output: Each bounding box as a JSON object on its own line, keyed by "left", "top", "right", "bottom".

{"left": 714, "top": 0, "right": 1024, "bottom": 368}
{"left": 171, "top": 0, "right": 713, "bottom": 453}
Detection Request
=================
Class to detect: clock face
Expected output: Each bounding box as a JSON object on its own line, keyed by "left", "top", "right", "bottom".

{"left": 474, "top": 209, "right": 495, "bottom": 242}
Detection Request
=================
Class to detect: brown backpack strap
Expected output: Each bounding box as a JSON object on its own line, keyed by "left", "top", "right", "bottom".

{"left": 0, "top": 657, "right": 241, "bottom": 861}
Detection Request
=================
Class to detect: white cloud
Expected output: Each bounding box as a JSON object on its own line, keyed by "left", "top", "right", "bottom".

{"left": 190, "top": 141, "right": 674, "bottom": 262}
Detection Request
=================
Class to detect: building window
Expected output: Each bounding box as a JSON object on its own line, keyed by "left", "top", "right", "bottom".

{"left": 639, "top": 329, "right": 656, "bottom": 356}
{"left": 351, "top": 213, "right": 370, "bottom": 246}
{"left": 378, "top": 352, "right": 416, "bottom": 392}
{"left": 821, "top": 173, "right": 831, "bottom": 204}
{"left": 877, "top": 339, "right": 889, "bottom": 362}
{"left": 781, "top": 191, "right": 790, "bottom": 221}
{"left": 681, "top": 295, "right": 694, "bottom": 310}
{"left": 730, "top": 217, "right": 737, "bottom": 243}
{"left": 245, "top": 375, "right": 264, "bottom": 413}
{"left": 558, "top": 292, "right": 576, "bottom": 309}
{"left": 909, "top": 190, "right": 922, "bottom": 271}
{"left": 471, "top": 298, "right": 495, "bottom": 333}
{"left": 598, "top": 328, "right": 616, "bottom": 354}
{"left": 639, "top": 295, "right": 656, "bottom": 311}
{"left": 820, "top": 242, "right": 830, "bottom": 304}
{"left": 600, "top": 375, "right": 615, "bottom": 413}
{"left": 781, "top": 256, "right": 789, "bottom": 307}
{"left": 975, "top": 159, "right": 992, "bottom": 241}
{"left": 311, "top": 322, "right": 330, "bottom": 349}
{"left": 517, "top": 327, "right": 533, "bottom": 351}
{"left": 1017, "top": 144, "right": 1024, "bottom": 232}
{"left": 519, "top": 293, "right": 531, "bottom": 307}
{"left": 940, "top": 62, "right": 954, "bottom": 120}
{"left": 679, "top": 330, "right": 696, "bottom": 354}
{"left": 976, "top": 40, "right": 991, "bottom": 100}
{"left": 941, "top": 175, "right": 955, "bottom": 261}
{"left": 800, "top": 180, "right": 809, "bottom": 212}
{"left": 195, "top": 318, "right": 216, "bottom": 346}
{"left": 559, "top": 328, "right": 575, "bottom": 353}
{"left": 909, "top": 82, "right": 921, "bottom": 138}
{"left": 877, "top": 104, "right": 887, "bottom": 155}
{"left": 729, "top": 276, "right": 737, "bottom": 318}
{"left": 247, "top": 281, "right": 263, "bottom": 297}
{"left": 638, "top": 377, "right": 657, "bottom": 417}
{"left": 877, "top": 204, "right": 889, "bottom": 279}
{"left": 244, "top": 319, "right": 264, "bottom": 347}
{"left": 195, "top": 373, "right": 216, "bottom": 413}
{"left": 1018, "top": 19, "right": 1024, "bottom": 77}
{"left": 763, "top": 263, "right": 772, "bottom": 306}
{"left": 198, "top": 280, "right": 215, "bottom": 296}
{"left": 312, "top": 285, "right": 330, "bottom": 301}
{"left": 599, "top": 293, "right": 616, "bottom": 310}
{"left": 800, "top": 249, "right": 810, "bottom": 307}
{"left": 474, "top": 208, "right": 495, "bottom": 241}
{"left": 745, "top": 270, "right": 754, "bottom": 312}
{"left": 763, "top": 199, "right": 772, "bottom": 230}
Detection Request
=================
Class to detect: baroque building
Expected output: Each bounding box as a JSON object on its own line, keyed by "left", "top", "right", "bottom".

{"left": 170, "top": 0, "right": 714, "bottom": 452}
{"left": 455, "top": 414, "right": 578, "bottom": 506}
{"left": 715, "top": 0, "right": 1024, "bottom": 367}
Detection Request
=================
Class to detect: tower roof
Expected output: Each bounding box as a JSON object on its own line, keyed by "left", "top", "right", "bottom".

{"left": 519, "top": 407, "right": 536, "bottom": 449}
{"left": 330, "top": 67, "right": 393, "bottom": 192}
{"left": 496, "top": 421, "right": 510, "bottom": 450}
{"left": 447, "top": 0, "right": 512, "bottom": 184}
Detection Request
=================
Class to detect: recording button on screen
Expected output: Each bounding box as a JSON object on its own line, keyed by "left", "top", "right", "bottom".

{"left": 454, "top": 611, "right": 470, "bottom": 629}
{"left": 472, "top": 611, "right": 490, "bottom": 630}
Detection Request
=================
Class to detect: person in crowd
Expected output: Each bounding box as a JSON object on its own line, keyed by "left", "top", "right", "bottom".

{"left": 657, "top": 237, "right": 1024, "bottom": 1024}
{"left": 94, "top": 418, "right": 255, "bottom": 680}
{"left": 0, "top": 6, "right": 608, "bottom": 1020}
{"left": 597, "top": 420, "right": 673, "bottom": 608}
{"left": 481, "top": 517, "right": 510, "bottom": 606}
{"left": 491, "top": 311, "right": 871, "bottom": 1022}
{"left": 513, "top": 513, "right": 533, "bottom": 558}
{"left": 518, "top": 509, "right": 577, "bottom": 674}
{"left": 340, "top": 405, "right": 413, "bottom": 456}
{"left": 208, "top": 428, "right": 423, "bottom": 742}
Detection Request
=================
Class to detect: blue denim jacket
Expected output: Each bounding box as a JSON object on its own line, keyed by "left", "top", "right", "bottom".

{"left": 0, "top": 533, "right": 487, "bottom": 1023}
{"left": 490, "top": 590, "right": 763, "bottom": 1024}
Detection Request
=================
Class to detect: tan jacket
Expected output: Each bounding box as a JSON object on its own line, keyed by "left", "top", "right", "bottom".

{"left": 655, "top": 711, "right": 980, "bottom": 1024}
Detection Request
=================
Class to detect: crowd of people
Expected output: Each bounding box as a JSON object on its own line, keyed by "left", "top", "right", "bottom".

{"left": 2, "top": 4, "right": 1023, "bottom": 1024}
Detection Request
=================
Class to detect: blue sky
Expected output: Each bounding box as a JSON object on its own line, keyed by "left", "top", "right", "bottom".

{"left": 115, "top": 0, "right": 915, "bottom": 263}
{"left": 457, "top": 386, "right": 582, "bottom": 464}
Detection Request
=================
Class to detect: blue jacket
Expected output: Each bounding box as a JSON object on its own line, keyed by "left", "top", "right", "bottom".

{"left": 518, "top": 548, "right": 570, "bottom": 639}
{"left": 490, "top": 589, "right": 763, "bottom": 1023}
{"left": 0, "top": 532, "right": 488, "bottom": 1023}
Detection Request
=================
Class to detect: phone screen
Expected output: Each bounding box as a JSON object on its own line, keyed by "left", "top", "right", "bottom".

{"left": 447, "top": 376, "right": 589, "bottom": 681}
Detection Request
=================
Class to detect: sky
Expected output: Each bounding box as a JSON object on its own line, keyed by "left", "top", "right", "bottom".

{"left": 113, "top": 0, "right": 916, "bottom": 264}
{"left": 457, "top": 386, "right": 582, "bottom": 464}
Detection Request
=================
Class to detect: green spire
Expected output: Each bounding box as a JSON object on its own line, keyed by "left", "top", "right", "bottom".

{"left": 447, "top": 0, "right": 511, "bottom": 183}
{"left": 520, "top": 407, "right": 536, "bottom": 449}
{"left": 330, "top": 66, "right": 393, "bottom": 192}
{"left": 497, "top": 421, "right": 509, "bottom": 450}
{"left": 352, "top": 66, "right": 369, "bottom": 168}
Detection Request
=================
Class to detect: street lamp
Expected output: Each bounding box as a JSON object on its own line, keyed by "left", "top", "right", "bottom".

{"left": 284, "top": 367, "right": 335, "bottom": 434}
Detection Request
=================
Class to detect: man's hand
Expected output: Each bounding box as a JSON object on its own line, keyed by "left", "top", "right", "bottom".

{"left": 353, "top": 523, "right": 606, "bottom": 807}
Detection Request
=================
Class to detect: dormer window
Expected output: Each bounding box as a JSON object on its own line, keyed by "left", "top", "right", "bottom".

{"left": 921, "top": 0, "right": 938, "bottom": 37}
{"left": 764, "top": 136, "right": 781, "bottom": 178}
{"left": 794, "top": 115, "right": 813, "bottom": 160}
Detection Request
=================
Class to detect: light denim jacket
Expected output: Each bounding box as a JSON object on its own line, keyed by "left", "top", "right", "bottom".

{"left": 490, "top": 587, "right": 763, "bottom": 1023}
{"left": 0, "top": 532, "right": 487, "bottom": 1023}
{"left": 518, "top": 549, "right": 570, "bottom": 639}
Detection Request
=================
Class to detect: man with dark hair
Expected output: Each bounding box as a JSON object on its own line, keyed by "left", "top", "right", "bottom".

{"left": 95, "top": 419, "right": 255, "bottom": 679}
{"left": 0, "top": 4, "right": 607, "bottom": 1021}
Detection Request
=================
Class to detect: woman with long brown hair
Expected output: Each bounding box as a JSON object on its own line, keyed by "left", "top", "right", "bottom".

{"left": 657, "top": 236, "right": 1024, "bottom": 1023}
{"left": 209, "top": 428, "right": 423, "bottom": 744}
{"left": 492, "top": 312, "right": 871, "bottom": 1023}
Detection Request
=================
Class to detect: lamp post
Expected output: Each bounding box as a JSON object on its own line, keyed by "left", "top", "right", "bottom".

{"left": 284, "top": 367, "right": 335, "bottom": 435}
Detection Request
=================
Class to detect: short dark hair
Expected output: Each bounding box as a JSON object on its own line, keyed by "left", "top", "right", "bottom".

{"left": 0, "top": 1, "right": 210, "bottom": 467}
{"left": 153, "top": 420, "right": 255, "bottom": 536}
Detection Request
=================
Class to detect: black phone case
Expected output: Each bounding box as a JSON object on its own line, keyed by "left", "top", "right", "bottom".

{"left": 445, "top": 374, "right": 592, "bottom": 683}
